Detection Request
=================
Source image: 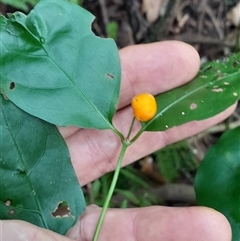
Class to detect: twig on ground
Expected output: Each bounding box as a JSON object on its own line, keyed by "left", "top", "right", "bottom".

{"left": 205, "top": 3, "right": 224, "bottom": 40}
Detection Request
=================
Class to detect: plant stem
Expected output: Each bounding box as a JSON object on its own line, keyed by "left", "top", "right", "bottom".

{"left": 129, "top": 128, "right": 143, "bottom": 144}
{"left": 92, "top": 141, "right": 128, "bottom": 241}
{"left": 126, "top": 117, "right": 135, "bottom": 140}
{"left": 111, "top": 126, "right": 125, "bottom": 140}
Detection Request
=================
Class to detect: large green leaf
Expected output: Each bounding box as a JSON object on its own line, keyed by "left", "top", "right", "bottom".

{"left": 0, "top": 0, "right": 121, "bottom": 130}
{"left": 194, "top": 127, "right": 240, "bottom": 241}
{"left": 142, "top": 52, "right": 240, "bottom": 131}
{"left": 0, "top": 95, "right": 86, "bottom": 235}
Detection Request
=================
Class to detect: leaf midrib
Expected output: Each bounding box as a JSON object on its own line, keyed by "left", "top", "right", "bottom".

{"left": 143, "top": 70, "right": 240, "bottom": 131}
{"left": 8, "top": 17, "right": 114, "bottom": 129}
{"left": 2, "top": 105, "right": 49, "bottom": 228}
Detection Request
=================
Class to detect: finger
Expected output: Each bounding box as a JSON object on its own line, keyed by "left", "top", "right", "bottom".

{"left": 59, "top": 41, "right": 200, "bottom": 139}
{"left": 67, "top": 205, "right": 232, "bottom": 241}
{"left": 1, "top": 220, "right": 73, "bottom": 241}
{"left": 118, "top": 41, "right": 200, "bottom": 108}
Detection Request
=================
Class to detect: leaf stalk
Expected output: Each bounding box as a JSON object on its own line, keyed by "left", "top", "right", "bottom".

{"left": 92, "top": 140, "right": 128, "bottom": 241}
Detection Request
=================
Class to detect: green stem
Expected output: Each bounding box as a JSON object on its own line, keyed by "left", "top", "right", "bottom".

{"left": 129, "top": 128, "right": 144, "bottom": 144}
{"left": 126, "top": 117, "right": 135, "bottom": 140}
{"left": 92, "top": 141, "right": 129, "bottom": 241}
{"left": 111, "top": 125, "right": 125, "bottom": 140}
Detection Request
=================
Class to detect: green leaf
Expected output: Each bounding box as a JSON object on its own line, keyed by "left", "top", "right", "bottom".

{"left": 194, "top": 127, "right": 240, "bottom": 241}
{"left": 142, "top": 52, "right": 240, "bottom": 131}
{"left": 0, "top": 0, "right": 121, "bottom": 130}
{"left": 0, "top": 95, "right": 86, "bottom": 235}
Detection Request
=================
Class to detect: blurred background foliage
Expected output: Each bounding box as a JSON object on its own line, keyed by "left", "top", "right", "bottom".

{"left": 1, "top": 0, "right": 239, "bottom": 208}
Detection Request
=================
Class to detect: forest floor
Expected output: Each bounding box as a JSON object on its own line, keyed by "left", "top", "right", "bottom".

{"left": 1, "top": 0, "right": 240, "bottom": 207}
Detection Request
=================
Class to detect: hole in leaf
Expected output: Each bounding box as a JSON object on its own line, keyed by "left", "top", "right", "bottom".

{"left": 17, "top": 167, "right": 26, "bottom": 174}
{"left": 233, "top": 92, "right": 238, "bottom": 97}
{"left": 212, "top": 88, "right": 223, "bottom": 92}
{"left": 9, "top": 82, "right": 15, "bottom": 90}
{"left": 5, "top": 200, "right": 11, "bottom": 206}
{"left": 190, "top": 103, "right": 197, "bottom": 110}
{"left": 9, "top": 209, "right": 15, "bottom": 215}
{"left": 51, "top": 201, "right": 71, "bottom": 218}
{"left": 106, "top": 73, "right": 114, "bottom": 80}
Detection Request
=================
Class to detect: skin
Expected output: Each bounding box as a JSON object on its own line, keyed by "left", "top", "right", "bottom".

{"left": 1, "top": 41, "right": 233, "bottom": 241}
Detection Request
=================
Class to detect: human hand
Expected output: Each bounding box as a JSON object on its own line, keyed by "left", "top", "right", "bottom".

{"left": 2, "top": 41, "right": 233, "bottom": 241}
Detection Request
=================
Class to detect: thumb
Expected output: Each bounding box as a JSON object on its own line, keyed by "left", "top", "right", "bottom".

{"left": 66, "top": 205, "right": 232, "bottom": 241}
{"left": 1, "top": 220, "right": 73, "bottom": 241}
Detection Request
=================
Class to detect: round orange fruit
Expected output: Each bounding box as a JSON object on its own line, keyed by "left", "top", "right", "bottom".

{"left": 131, "top": 93, "right": 157, "bottom": 122}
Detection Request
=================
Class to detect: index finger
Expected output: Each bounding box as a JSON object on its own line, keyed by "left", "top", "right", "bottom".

{"left": 118, "top": 41, "right": 200, "bottom": 108}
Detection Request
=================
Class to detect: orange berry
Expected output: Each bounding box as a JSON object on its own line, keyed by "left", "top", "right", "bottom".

{"left": 131, "top": 93, "right": 157, "bottom": 122}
